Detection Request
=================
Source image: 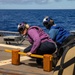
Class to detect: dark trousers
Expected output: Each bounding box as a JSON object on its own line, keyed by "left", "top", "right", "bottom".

{"left": 62, "top": 35, "right": 75, "bottom": 46}
{"left": 57, "top": 35, "right": 75, "bottom": 59}
{"left": 24, "top": 41, "right": 56, "bottom": 54}
{"left": 24, "top": 41, "right": 56, "bottom": 65}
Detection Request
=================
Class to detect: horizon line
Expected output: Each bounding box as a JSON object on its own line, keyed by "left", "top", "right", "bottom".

{"left": 0, "top": 8, "right": 75, "bottom": 10}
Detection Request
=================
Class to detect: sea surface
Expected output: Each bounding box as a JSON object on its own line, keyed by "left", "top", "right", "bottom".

{"left": 0, "top": 9, "right": 75, "bottom": 33}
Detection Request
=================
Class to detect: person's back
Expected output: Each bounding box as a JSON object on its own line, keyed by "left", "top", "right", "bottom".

{"left": 43, "top": 16, "right": 75, "bottom": 60}
{"left": 43, "top": 16, "right": 74, "bottom": 47}
{"left": 18, "top": 22, "right": 57, "bottom": 66}
{"left": 28, "top": 26, "right": 54, "bottom": 44}
{"left": 48, "top": 24, "right": 70, "bottom": 46}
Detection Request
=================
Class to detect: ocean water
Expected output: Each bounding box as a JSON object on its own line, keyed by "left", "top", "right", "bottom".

{"left": 0, "top": 9, "right": 75, "bottom": 33}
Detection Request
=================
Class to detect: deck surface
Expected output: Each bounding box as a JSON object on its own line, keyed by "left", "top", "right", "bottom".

{"left": 0, "top": 36, "right": 53, "bottom": 75}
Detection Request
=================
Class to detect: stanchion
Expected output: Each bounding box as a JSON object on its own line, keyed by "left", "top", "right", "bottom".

{"left": 43, "top": 54, "right": 53, "bottom": 72}
{"left": 5, "top": 49, "right": 53, "bottom": 72}
{"left": 12, "top": 49, "right": 20, "bottom": 65}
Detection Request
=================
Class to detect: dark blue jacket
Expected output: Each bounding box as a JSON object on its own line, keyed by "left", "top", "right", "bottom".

{"left": 49, "top": 24, "right": 71, "bottom": 44}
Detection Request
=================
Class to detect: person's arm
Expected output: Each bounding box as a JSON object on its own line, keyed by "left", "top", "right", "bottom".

{"left": 28, "top": 29, "right": 41, "bottom": 53}
{"left": 49, "top": 29, "right": 58, "bottom": 40}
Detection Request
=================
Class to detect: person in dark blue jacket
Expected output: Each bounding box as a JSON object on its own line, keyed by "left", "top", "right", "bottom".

{"left": 43, "top": 16, "right": 75, "bottom": 59}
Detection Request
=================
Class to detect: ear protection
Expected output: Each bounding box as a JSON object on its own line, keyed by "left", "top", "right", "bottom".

{"left": 18, "top": 22, "right": 30, "bottom": 34}
{"left": 25, "top": 24, "right": 30, "bottom": 29}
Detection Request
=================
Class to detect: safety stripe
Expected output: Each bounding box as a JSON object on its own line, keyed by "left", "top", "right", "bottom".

{"left": 0, "top": 56, "right": 31, "bottom": 66}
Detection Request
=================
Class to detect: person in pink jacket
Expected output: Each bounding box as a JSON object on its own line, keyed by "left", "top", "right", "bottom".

{"left": 18, "top": 22, "right": 57, "bottom": 66}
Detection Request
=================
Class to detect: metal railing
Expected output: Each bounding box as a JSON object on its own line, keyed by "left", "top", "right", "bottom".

{"left": 0, "top": 30, "right": 19, "bottom": 36}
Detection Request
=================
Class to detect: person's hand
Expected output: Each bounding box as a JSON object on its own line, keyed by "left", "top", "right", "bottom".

{"left": 26, "top": 52, "right": 32, "bottom": 56}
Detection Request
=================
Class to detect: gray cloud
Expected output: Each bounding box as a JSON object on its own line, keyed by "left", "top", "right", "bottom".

{"left": 35, "top": 0, "right": 49, "bottom": 4}
{"left": 68, "top": 0, "right": 75, "bottom": 1}
{"left": 0, "top": 0, "right": 32, "bottom": 4}
{"left": 0, "top": 0, "right": 74, "bottom": 5}
{"left": 55, "top": 0, "right": 62, "bottom": 2}
{"left": 0, "top": 0, "right": 49, "bottom": 4}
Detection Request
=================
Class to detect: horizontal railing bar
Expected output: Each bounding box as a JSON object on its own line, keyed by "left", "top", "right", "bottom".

{"left": 5, "top": 49, "right": 43, "bottom": 59}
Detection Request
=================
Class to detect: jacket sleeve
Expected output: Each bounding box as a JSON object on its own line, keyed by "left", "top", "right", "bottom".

{"left": 49, "top": 29, "right": 58, "bottom": 40}
{"left": 28, "top": 29, "right": 41, "bottom": 53}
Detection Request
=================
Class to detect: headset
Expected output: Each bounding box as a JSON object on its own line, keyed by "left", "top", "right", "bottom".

{"left": 18, "top": 22, "right": 29, "bottom": 34}
{"left": 43, "top": 16, "right": 54, "bottom": 29}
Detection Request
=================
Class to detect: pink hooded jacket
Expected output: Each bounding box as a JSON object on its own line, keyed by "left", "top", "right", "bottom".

{"left": 27, "top": 26, "right": 55, "bottom": 53}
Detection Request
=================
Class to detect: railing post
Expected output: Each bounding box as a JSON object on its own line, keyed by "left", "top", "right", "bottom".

{"left": 12, "top": 49, "right": 20, "bottom": 65}
{"left": 43, "top": 54, "right": 53, "bottom": 72}
{"left": 5, "top": 49, "right": 53, "bottom": 72}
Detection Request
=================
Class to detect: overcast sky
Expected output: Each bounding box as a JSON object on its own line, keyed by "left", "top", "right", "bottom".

{"left": 0, "top": 0, "right": 75, "bottom": 9}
